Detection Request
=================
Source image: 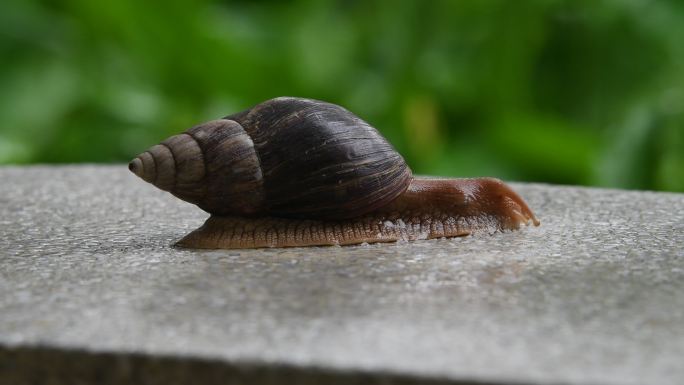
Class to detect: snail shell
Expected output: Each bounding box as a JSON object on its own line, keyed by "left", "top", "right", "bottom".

{"left": 129, "top": 97, "right": 412, "bottom": 219}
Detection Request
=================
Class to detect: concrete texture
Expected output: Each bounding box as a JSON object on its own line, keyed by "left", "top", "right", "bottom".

{"left": 1, "top": 165, "right": 683, "bottom": 385}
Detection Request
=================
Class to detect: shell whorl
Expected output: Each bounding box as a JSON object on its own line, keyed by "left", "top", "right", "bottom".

{"left": 129, "top": 119, "right": 265, "bottom": 216}
{"left": 128, "top": 134, "right": 205, "bottom": 194}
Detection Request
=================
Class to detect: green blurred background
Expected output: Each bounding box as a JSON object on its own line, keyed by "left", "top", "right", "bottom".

{"left": 1, "top": 0, "right": 683, "bottom": 191}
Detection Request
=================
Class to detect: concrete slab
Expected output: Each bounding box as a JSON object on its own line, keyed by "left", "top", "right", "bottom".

{"left": 0, "top": 165, "right": 683, "bottom": 385}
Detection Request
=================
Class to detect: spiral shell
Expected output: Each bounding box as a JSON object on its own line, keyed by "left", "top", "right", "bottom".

{"left": 129, "top": 97, "right": 412, "bottom": 219}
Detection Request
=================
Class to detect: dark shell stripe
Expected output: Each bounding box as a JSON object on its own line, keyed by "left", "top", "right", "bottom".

{"left": 277, "top": 158, "right": 410, "bottom": 215}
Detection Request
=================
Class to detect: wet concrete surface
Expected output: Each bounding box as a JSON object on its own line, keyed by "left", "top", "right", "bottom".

{"left": 1, "top": 165, "right": 683, "bottom": 384}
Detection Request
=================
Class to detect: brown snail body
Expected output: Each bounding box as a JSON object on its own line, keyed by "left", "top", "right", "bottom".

{"left": 129, "top": 97, "right": 539, "bottom": 249}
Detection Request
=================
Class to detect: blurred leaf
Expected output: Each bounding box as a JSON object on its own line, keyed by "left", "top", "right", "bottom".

{"left": 491, "top": 113, "right": 600, "bottom": 185}
{"left": 0, "top": 0, "right": 682, "bottom": 191}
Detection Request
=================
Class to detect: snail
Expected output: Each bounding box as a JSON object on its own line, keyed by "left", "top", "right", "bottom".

{"left": 129, "top": 97, "right": 539, "bottom": 249}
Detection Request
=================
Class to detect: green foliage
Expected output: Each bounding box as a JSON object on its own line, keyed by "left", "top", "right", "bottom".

{"left": 1, "top": 0, "right": 682, "bottom": 191}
